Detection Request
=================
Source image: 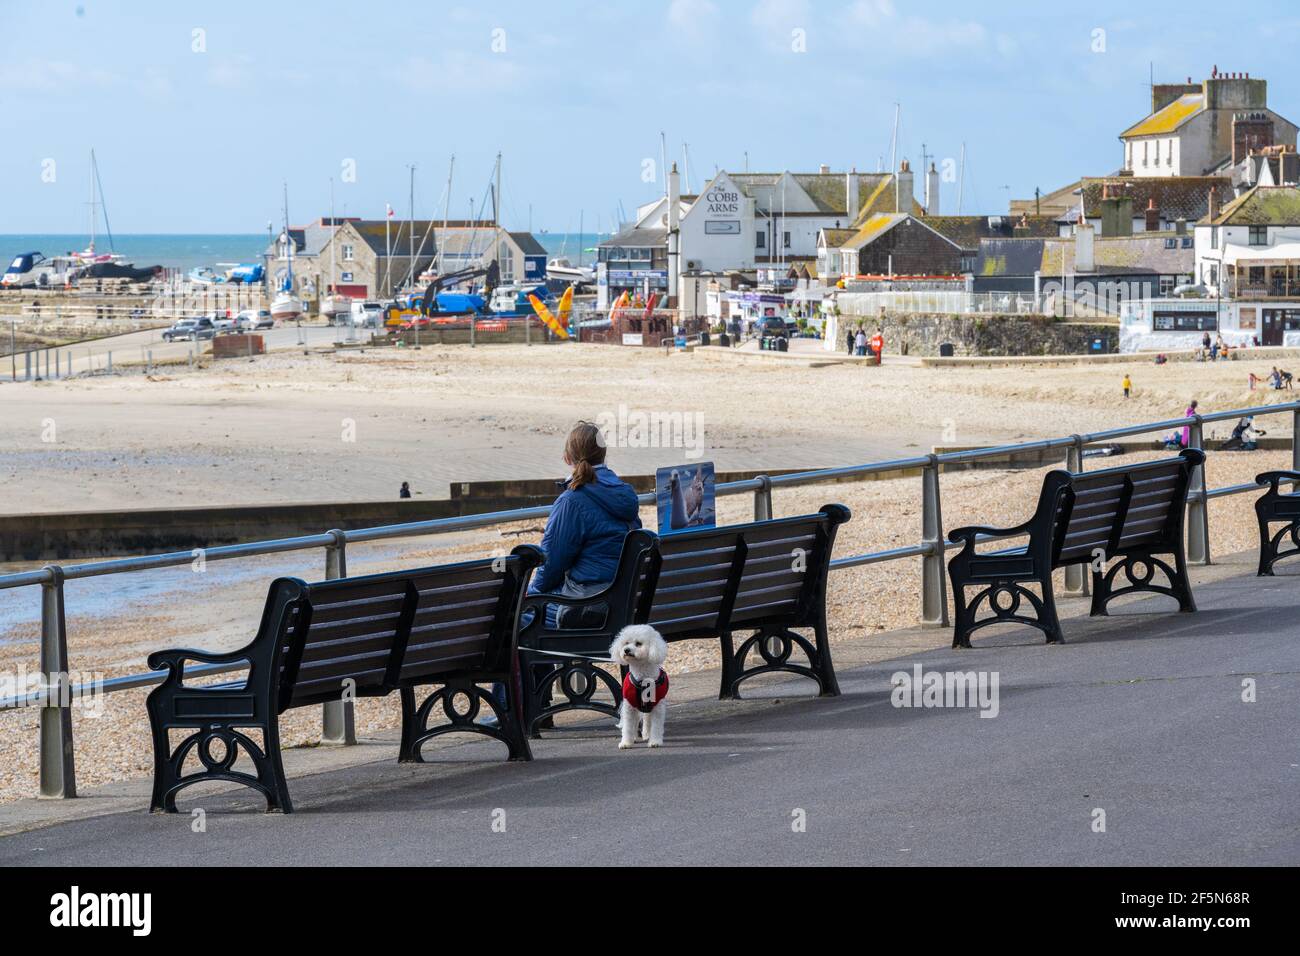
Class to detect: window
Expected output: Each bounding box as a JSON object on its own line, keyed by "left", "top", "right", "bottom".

{"left": 1210, "top": 226, "right": 1219, "bottom": 250}
{"left": 1165, "top": 238, "right": 1176, "bottom": 249}
{"left": 341, "top": 244, "right": 354, "bottom": 261}
{"left": 1143, "top": 140, "right": 1149, "bottom": 165}
{"left": 783, "top": 231, "right": 791, "bottom": 249}
{"left": 1181, "top": 236, "right": 1193, "bottom": 248}
{"left": 756, "top": 231, "right": 766, "bottom": 249}
{"left": 1249, "top": 226, "right": 1268, "bottom": 246}
{"left": 1166, "top": 139, "right": 1173, "bottom": 166}
{"left": 1160, "top": 276, "right": 1175, "bottom": 296}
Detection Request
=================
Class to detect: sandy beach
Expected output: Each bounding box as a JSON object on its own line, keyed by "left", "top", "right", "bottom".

{"left": 1, "top": 342, "right": 1295, "bottom": 513}
{"left": 0, "top": 341, "right": 1296, "bottom": 801}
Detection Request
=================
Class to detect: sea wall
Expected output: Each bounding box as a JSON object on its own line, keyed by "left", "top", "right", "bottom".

{"left": 835, "top": 308, "right": 1118, "bottom": 357}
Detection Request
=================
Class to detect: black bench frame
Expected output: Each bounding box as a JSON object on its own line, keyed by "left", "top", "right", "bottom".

{"left": 1255, "top": 470, "right": 1300, "bottom": 575}
{"left": 145, "top": 545, "right": 542, "bottom": 813}
{"left": 516, "top": 506, "right": 851, "bottom": 737}
{"left": 947, "top": 450, "right": 1203, "bottom": 648}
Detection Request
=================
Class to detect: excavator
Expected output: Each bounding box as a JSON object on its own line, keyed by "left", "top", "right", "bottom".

{"left": 383, "top": 260, "right": 499, "bottom": 330}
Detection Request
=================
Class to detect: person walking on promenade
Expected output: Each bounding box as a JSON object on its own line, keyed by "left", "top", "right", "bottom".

{"left": 854, "top": 328, "right": 867, "bottom": 356}
{"left": 845, "top": 326, "right": 855, "bottom": 355}
{"left": 399, "top": 481, "right": 411, "bottom": 499}
{"left": 870, "top": 327, "right": 885, "bottom": 362}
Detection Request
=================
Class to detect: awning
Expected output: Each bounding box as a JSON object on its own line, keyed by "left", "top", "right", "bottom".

{"left": 1220, "top": 242, "right": 1300, "bottom": 266}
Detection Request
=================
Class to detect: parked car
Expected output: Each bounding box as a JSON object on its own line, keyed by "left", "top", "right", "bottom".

{"left": 213, "top": 316, "right": 238, "bottom": 334}
{"left": 350, "top": 301, "right": 384, "bottom": 328}
{"left": 162, "top": 317, "right": 216, "bottom": 341}
{"left": 233, "top": 309, "right": 273, "bottom": 331}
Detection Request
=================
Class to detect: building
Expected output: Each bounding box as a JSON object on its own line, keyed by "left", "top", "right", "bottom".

{"left": 1119, "top": 69, "right": 1297, "bottom": 178}
{"left": 300, "top": 220, "right": 547, "bottom": 300}
{"left": 817, "top": 213, "right": 1057, "bottom": 281}
{"left": 264, "top": 217, "right": 355, "bottom": 298}
{"left": 597, "top": 162, "right": 926, "bottom": 306}
{"left": 1059, "top": 177, "right": 1235, "bottom": 236}
{"left": 974, "top": 226, "right": 1194, "bottom": 307}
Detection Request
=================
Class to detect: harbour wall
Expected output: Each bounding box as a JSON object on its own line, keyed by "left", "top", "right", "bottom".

{"left": 835, "top": 309, "right": 1118, "bottom": 356}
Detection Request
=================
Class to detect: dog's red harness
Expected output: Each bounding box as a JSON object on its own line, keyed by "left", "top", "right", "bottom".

{"left": 622, "top": 669, "right": 669, "bottom": 713}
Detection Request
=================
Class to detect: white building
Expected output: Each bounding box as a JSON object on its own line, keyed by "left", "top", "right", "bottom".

{"left": 1119, "top": 70, "right": 1297, "bottom": 178}
{"left": 597, "top": 163, "right": 925, "bottom": 306}
{"left": 1120, "top": 185, "right": 1300, "bottom": 349}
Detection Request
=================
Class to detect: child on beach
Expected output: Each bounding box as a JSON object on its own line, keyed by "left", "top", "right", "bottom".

{"left": 1122, "top": 374, "right": 1132, "bottom": 399}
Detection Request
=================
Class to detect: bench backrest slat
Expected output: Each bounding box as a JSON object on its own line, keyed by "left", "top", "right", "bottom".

{"left": 273, "top": 546, "right": 542, "bottom": 710}
{"left": 636, "top": 506, "right": 849, "bottom": 637}
{"left": 1047, "top": 451, "right": 1201, "bottom": 568}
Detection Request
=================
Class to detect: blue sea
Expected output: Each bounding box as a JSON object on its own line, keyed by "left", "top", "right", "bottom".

{"left": 0, "top": 233, "right": 607, "bottom": 274}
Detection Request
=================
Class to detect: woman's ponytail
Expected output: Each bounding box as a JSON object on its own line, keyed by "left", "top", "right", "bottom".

{"left": 564, "top": 421, "right": 607, "bottom": 490}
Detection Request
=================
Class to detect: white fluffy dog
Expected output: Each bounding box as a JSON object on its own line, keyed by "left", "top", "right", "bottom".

{"left": 610, "top": 625, "right": 669, "bottom": 749}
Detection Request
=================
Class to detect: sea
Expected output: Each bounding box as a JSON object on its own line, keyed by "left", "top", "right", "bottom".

{"left": 0, "top": 233, "right": 606, "bottom": 274}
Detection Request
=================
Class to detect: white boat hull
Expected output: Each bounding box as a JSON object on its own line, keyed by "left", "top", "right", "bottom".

{"left": 271, "top": 293, "right": 302, "bottom": 320}
{"left": 321, "top": 294, "right": 351, "bottom": 316}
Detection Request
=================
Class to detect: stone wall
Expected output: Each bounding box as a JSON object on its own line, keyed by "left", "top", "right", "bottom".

{"left": 836, "top": 308, "right": 1118, "bottom": 357}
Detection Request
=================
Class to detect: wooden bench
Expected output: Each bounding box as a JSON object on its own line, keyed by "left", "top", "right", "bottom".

{"left": 516, "top": 506, "right": 851, "bottom": 736}
{"left": 1255, "top": 470, "right": 1300, "bottom": 575}
{"left": 145, "top": 545, "right": 542, "bottom": 813}
{"left": 946, "top": 450, "right": 1203, "bottom": 648}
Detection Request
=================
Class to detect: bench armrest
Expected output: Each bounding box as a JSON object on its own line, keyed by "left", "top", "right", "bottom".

{"left": 947, "top": 519, "right": 1034, "bottom": 545}
{"left": 147, "top": 646, "right": 254, "bottom": 688}
{"left": 1256, "top": 470, "right": 1300, "bottom": 492}
{"left": 518, "top": 585, "right": 620, "bottom": 646}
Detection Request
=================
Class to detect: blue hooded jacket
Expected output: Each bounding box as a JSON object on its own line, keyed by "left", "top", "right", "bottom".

{"left": 532, "top": 465, "right": 642, "bottom": 593}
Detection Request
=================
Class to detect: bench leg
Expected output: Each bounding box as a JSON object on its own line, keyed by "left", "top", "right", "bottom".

{"left": 1092, "top": 551, "right": 1195, "bottom": 616}
{"left": 948, "top": 576, "right": 1059, "bottom": 647}
{"left": 721, "top": 627, "right": 830, "bottom": 698}
{"left": 399, "top": 680, "right": 533, "bottom": 763}
{"left": 1258, "top": 517, "right": 1300, "bottom": 576}
{"left": 146, "top": 711, "right": 291, "bottom": 814}
{"left": 522, "top": 658, "right": 621, "bottom": 738}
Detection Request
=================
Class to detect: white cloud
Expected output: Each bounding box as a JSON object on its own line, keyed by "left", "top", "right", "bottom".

{"left": 0, "top": 59, "right": 121, "bottom": 93}
{"left": 751, "top": 0, "right": 812, "bottom": 50}
{"left": 207, "top": 56, "right": 255, "bottom": 90}
{"left": 843, "top": 0, "right": 1015, "bottom": 60}
{"left": 668, "top": 0, "right": 720, "bottom": 34}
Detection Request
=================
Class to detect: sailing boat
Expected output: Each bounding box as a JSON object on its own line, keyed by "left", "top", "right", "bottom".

{"left": 271, "top": 184, "right": 303, "bottom": 321}
{"left": 320, "top": 178, "right": 351, "bottom": 320}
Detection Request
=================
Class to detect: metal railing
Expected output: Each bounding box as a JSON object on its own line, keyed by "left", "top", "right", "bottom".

{"left": 1, "top": 401, "right": 1298, "bottom": 798}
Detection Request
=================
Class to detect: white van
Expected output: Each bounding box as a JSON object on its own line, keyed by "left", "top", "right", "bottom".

{"left": 350, "top": 300, "right": 384, "bottom": 328}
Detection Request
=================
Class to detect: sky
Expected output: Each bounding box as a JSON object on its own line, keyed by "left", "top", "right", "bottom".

{"left": 2, "top": 0, "right": 1299, "bottom": 234}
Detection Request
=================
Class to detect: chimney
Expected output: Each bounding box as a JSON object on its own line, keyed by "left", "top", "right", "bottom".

{"left": 1074, "top": 216, "right": 1095, "bottom": 273}
{"left": 925, "top": 161, "right": 940, "bottom": 216}
{"left": 1144, "top": 198, "right": 1160, "bottom": 232}
{"left": 1207, "top": 186, "right": 1221, "bottom": 222}
{"left": 819, "top": 164, "right": 831, "bottom": 175}
{"left": 845, "top": 167, "right": 860, "bottom": 220}
{"left": 895, "top": 159, "right": 913, "bottom": 214}
{"left": 1233, "top": 111, "right": 1275, "bottom": 165}
{"left": 667, "top": 162, "right": 680, "bottom": 304}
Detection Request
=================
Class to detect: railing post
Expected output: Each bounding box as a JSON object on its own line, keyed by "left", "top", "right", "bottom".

{"left": 39, "top": 566, "right": 76, "bottom": 798}
{"left": 525, "top": 314, "right": 531, "bottom": 346}
{"left": 1186, "top": 416, "right": 1211, "bottom": 565}
{"left": 1293, "top": 404, "right": 1300, "bottom": 472}
{"left": 1062, "top": 435, "right": 1090, "bottom": 596}
{"left": 920, "top": 455, "right": 949, "bottom": 627}
{"left": 753, "top": 474, "right": 773, "bottom": 522}
{"left": 469, "top": 316, "right": 476, "bottom": 348}
{"left": 320, "top": 529, "right": 356, "bottom": 746}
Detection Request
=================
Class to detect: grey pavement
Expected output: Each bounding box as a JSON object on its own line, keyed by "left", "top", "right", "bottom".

{"left": 1, "top": 560, "right": 1297, "bottom": 866}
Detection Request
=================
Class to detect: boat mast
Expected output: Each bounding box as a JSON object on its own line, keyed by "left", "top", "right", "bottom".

{"left": 88, "top": 150, "right": 96, "bottom": 254}
{"left": 283, "top": 182, "right": 293, "bottom": 292}
{"left": 439, "top": 154, "right": 454, "bottom": 276}
{"left": 408, "top": 164, "right": 415, "bottom": 292}
{"left": 329, "top": 177, "right": 336, "bottom": 297}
